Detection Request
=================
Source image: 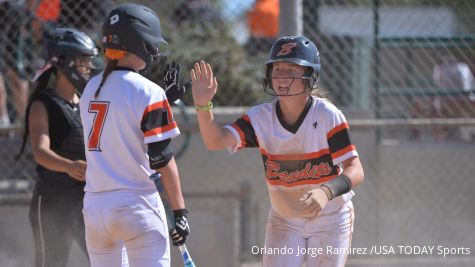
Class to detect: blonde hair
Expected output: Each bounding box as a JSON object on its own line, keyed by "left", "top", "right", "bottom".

{"left": 310, "top": 84, "right": 332, "bottom": 102}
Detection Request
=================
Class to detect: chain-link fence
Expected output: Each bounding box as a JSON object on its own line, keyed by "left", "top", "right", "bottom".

{"left": 1, "top": 0, "right": 475, "bottom": 267}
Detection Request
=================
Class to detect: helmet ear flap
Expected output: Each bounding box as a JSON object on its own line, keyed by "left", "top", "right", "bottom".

{"left": 265, "top": 64, "right": 273, "bottom": 89}
{"left": 262, "top": 64, "right": 275, "bottom": 95}
{"left": 304, "top": 67, "right": 318, "bottom": 89}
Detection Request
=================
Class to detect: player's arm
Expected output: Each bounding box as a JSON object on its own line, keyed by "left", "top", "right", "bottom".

{"left": 339, "top": 156, "right": 364, "bottom": 188}
{"left": 191, "top": 60, "right": 237, "bottom": 150}
{"left": 196, "top": 108, "right": 236, "bottom": 150}
{"left": 148, "top": 139, "right": 185, "bottom": 209}
{"left": 156, "top": 159, "right": 185, "bottom": 210}
{"left": 301, "top": 157, "right": 364, "bottom": 216}
{"left": 28, "top": 101, "right": 86, "bottom": 181}
{"left": 148, "top": 139, "right": 189, "bottom": 246}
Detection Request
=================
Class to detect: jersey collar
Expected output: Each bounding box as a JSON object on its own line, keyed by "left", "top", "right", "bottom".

{"left": 113, "top": 66, "right": 136, "bottom": 72}
{"left": 276, "top": 97, "right": 313, "bottom": 134}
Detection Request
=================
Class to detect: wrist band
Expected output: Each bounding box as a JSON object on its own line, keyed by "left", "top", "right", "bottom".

{"left": 194, "top": 101, "right": 213, "bottom": 111}
{"left": 173, "top": 209, "right": 189, "bottom": 217}
{"left": 321, "top": 174, "right": 352, "bottom": 200}
{"left": 320, "top": 184, "right": 333, "bottom": 200}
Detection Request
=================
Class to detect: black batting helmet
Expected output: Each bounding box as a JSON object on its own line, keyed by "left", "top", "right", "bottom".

{"left": 46, "top": 28, "right": 99, "bottom": 91}
{"left": 262, "top": 36, "right": 321, "bottom": 96}
{"left": 102, "top": 3, "right": 167, "bottom": 63}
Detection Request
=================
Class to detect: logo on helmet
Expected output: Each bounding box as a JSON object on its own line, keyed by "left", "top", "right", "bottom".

{"left": 110, "top": 14, "right": 119, "bottom": 25}
{"left": 276, "top": 43, "right": 297, "bottom": 56}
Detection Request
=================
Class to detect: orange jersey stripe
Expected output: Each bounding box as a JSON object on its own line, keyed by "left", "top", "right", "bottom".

{"left": 231, "top": 123, "right": 246, "bottom": 147}
{"left": 331, "top": 144, "right": 356, "bottom": 159}
{"left": 144, "top": 121, "right": 178, "bottom": 137}
{"left": 260, "top": 148, "right": 331, "bottom": 161}
{"left": 266, "top": 174, "right": 337, "bottom": 187}
{"left": 327, "top": 122, "right": 349, "bottom": 140}
{"left": 142, "top": 100, "right": 169, "bottom": 121}
{"left": 242, "top": 114, "right": 251, "bottom": 123}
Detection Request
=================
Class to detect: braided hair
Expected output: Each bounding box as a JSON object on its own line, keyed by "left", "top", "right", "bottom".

{"left": 94, "top": 49, "right": 127, "bottom": 98}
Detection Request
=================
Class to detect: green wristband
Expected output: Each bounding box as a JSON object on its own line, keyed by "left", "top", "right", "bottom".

{"left": 195, "top": 101, "right": 213, "bottom": 111}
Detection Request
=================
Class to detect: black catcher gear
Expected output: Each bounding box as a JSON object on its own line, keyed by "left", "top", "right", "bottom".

{"left": 263, "top": 36, "right": 321, "bottom": 96}
{"left": 45, "top": 28, "right": 98, "bottom": 92}
{"left": 102, "top": 3, "right": 167, "bottom": 64}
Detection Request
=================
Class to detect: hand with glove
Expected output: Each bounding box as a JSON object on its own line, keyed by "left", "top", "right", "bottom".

{"left": 169, "top": 209, "right": 190, "bottom": 246}
{"left": 162, "top": 61, "right": 188, "bottom": 104}
{"left": 299, "top": 186, "right": 331, "bottom": 216}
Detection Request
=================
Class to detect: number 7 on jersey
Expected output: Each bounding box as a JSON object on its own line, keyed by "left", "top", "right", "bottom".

{"left": 87, "top": 101, "right": 110, "bottom": 151}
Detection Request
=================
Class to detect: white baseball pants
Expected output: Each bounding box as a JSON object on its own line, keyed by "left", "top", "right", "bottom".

{"left": 263, "top": 201, "right": 354, "bottom": 267}
{"left": 83, "top": 189, "right": 170, "bottom": 267}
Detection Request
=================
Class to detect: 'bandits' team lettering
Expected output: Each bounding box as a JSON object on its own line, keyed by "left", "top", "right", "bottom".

{"left": 265, "top": 159, "right": 332, "bottom": 183}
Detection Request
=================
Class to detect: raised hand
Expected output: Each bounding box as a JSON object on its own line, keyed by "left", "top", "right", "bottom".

{"left": 190, "top": 60, "right": 218, "bottom": 106}
{"left": 162, "top": 61, "right": 186, "bottom": 103}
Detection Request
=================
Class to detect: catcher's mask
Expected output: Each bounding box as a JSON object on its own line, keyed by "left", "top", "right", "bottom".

{"left": 33, "top": 28, "right": 99, "bottom": 93}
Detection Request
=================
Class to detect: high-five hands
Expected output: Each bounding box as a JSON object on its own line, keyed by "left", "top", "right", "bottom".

{"left": 190, "top": 60, "right": 218, "bottom": 106}
{"left": 162, "top": 61, "right": 187, "bottom": 103}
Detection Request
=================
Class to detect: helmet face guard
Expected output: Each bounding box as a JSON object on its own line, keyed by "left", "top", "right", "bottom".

{"left": 262, "top": 75, "right": 315, "bottom": 96}
{"left": 263, "top": 36, "right": 321, "bottom": 96}
{"left": 57, "top": 55, "right": 98, "bottom": 93}
{"left": 38, "top": 28, "right": 99, "bottom": 93}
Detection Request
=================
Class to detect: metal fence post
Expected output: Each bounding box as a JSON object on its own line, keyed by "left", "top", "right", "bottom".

{"left": 279, "top": 0, "right": 303, "bottom": 36}
{"left": 240, "top": 180, "right": 252, "bottom": 262}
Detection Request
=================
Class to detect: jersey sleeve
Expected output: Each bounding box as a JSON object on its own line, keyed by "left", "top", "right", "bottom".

{"left": 140, "top": 87, "right": 180, "bottom": 144}
{"left": 224, "top": 114, "right": 259, "bottom": 153}
{"left": 325, "top": 108, "right": 358, "bottom": 165}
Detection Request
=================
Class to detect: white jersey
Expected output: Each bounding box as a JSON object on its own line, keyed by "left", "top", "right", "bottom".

{"left": 225, "top": 97, "right": 358, "bottom": 218}
{"left": 80, "top": 69, "right": 180, "bottom": 192}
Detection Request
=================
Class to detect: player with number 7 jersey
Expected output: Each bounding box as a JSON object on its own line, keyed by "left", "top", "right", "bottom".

{"left": 80, "top": 72, "right": 179, "bottom": 191}
{"left": 79, "top": 3, "right": 189, "bottom": 267}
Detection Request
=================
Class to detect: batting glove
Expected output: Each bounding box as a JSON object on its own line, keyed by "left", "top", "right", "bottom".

{"left": 169, "top": 209, "right": 190, "bottom": 246}
{"left": 163, "top": 61, "right": 187, "bottom": 103}
{"left": 299, "top": 188, "right": 329, "bottom": 216}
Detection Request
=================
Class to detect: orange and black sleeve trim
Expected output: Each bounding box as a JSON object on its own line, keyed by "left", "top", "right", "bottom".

{"left": 327, "top": 123, "right": 355, "bottom": 158}
{"left": 141, "top": 100, "right": 177, "bottom": 137}
{"left": 231, "top": 114, "right": 259, "bottom": 148}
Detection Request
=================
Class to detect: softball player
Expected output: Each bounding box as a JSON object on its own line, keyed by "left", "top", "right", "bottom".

{"left": 79, "top": 4, "right": 189, "bottom": 267}
{"left": 19, "top": 28, "right": 98, "bottom": 267}
{"left": 191, "top": 36, "right": 364, "bottom": 267}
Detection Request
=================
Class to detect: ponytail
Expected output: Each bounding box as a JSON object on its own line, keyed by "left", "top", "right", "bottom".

{"left": 94, "top": 49, "right": 127, "bottom": 98}
{"left": 311, "top": 86, "right": 331, "bottom": 102}
{"left": 94, "top": 59, "right": 117, "bottom": 98}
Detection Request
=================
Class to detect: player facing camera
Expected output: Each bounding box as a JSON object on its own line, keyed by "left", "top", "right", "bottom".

{"left": 34, "top": 28, "right": 99, "bottom": 94}
{"left": 262, "top": 36, "right": 321, "bottom": 96}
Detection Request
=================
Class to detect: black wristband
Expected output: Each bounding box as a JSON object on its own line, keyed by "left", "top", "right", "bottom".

{"left": 321, "top": 174, "right": 352, "bottom": 200}
{"left": 173, "top": 209, "right": 189, "bottom": 217}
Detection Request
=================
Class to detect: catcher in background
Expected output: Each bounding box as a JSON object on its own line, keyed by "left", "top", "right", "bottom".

{"left": 18, "top": 28, "right": 98, "bottom": 267}
{"left": 80, "top": 3, "right": 189, "bottom": 267}
{"left": 191, "top": 36, "right": 364, "bottom": 266}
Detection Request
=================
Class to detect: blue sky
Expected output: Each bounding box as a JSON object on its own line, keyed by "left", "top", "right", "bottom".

{"left": 219, "top": 0, "right": 255, "bottom": 20}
